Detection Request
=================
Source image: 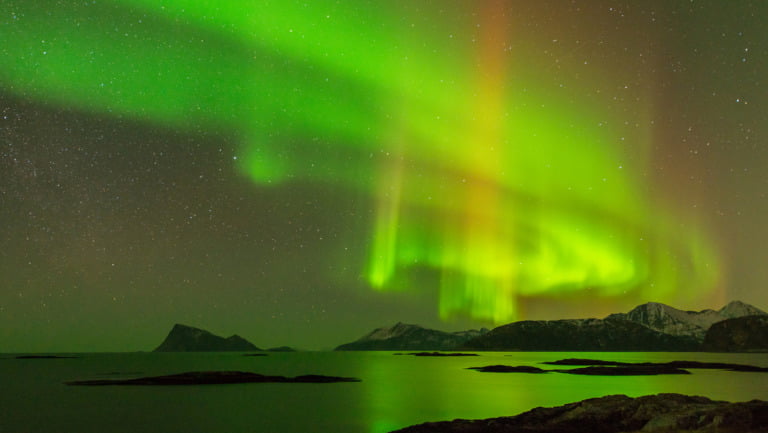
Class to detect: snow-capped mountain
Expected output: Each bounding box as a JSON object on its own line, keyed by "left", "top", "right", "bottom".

{"left": 606, "top": 301, "right": 766, "bottom": 341}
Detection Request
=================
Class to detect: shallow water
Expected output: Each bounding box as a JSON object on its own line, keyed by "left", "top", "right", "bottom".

{"left": 1, "top": 351, "right": 767, "bottom": 433}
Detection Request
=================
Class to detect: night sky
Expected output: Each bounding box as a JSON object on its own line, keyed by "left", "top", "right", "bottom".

{"left": 1, "top": 1, "right": 767, "bottom": 352}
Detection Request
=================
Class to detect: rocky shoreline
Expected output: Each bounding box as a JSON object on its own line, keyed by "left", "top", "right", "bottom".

{"left": 391, "top": 393, "right": 768, "bottom": 433}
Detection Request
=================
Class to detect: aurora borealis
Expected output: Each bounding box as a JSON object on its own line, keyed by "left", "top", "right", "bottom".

{"left": 1, "top": 1, "right": 767, "bottom": 351}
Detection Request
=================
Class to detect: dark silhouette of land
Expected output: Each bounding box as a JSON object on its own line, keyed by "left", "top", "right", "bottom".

{"left": 337, "top": 301, "right": 768, "bottom": 352}
{"left": 66, "top": 371, "right": 361, "bottom": 386}
{"left": 15, "top": 355, "right": 79, "bottom": 359}
{"left": 154, "top": 324, "right": 260, "bottom": 352}
{"left": 392, "top": 393, "right": 768, "bottom": 432}
{"left": 467, "top": 358, "right": 768, "bottom": 376}
{"left": 394, "top": 352, "right": 479, "bottom": 357}
{"left": 543, "top": 358, "right": 768, "bottom": 372}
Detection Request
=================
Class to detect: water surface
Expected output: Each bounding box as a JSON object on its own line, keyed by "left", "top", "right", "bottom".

{"left": 1, "top": 351, "right": 766, "bottom": 433}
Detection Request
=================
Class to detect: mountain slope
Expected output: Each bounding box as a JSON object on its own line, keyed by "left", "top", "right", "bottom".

{"left": 719, "top": 300, "right": 766, "bottom": 318}
{"left": 334, "top": 322, "right": 488, "bottom": 351}
{"left": 154, "top": 324, "right": 261, "bottom": 352}
{"left": 703, "top": 315, "right": 768, "bottom": 352}
{"left": 606, "top": 301, "right": 766, "bottom": 341}
{"left": 460, "top": 318, "right": 700, "bottom": 351}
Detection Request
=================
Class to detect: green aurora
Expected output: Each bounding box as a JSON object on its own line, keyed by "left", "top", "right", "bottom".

{"left": 1, "top": 0, "right": 721, "bottom": 324}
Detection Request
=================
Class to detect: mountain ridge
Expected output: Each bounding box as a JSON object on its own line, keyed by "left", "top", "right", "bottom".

{"left": 606, "top": 300, "right": 766, "bottom": 341}
{"left": 459, "top": 317, "right": 701, "bottom": 351}
{"left": 334, "top": 322, "right": 488, "bottom": 351}
{"left": 460, "top": 300, "right": 765, "bottom": 352}
{"left": 337, "top": 301, "right": 766, "bottom": 352}
{"left": 154, "top": 323, "right": 261, "bottom": 352}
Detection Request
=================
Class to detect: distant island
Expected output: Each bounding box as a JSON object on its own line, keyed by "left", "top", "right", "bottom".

{"left": 66, "top": 371, "right": 359, "bottom": 386}
{"left": 466, "top": 358, "right": 768, "bottom": 376}
{"left": 266, "top": 346, "right": 297, "bottom": 352}
{"left": 152, "top": 324, "right": 298, "bottom": 352}
{"left": 154, "top": 324, "right": 261, "bottom": 352}
{"left": 15, "top": 355, "right": 79, "bottom": 359}
{"left": 394, "top": 352, "right": 479, "bottom": 357}
{"left": 335, "top": 301, "right": 768, "bottom": 352}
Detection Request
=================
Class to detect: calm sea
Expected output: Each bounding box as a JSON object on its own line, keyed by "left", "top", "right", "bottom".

{"left": 1, "top": 351, "right": 767, "bottom": 433}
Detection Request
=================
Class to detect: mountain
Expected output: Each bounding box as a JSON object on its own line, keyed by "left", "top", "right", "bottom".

{"left": 338, "top": 301, "right": 765, "bottom": 352}
{"left": 459, "top": 318, "right": 700, "bottom": 351}
{"left": 719, "top": 300, "right": 767, "bottom": 318}
{"left": 703, "top": 315, "right": 768, "bottom": 352}
{"left": 154, "top": 324, "right": 261, "bottom": 352}
{"left": 606, "top": 301, "right": 766, "bottom": 341}
{"left": 334, "top": 322, "right": 489, "bottom": 351}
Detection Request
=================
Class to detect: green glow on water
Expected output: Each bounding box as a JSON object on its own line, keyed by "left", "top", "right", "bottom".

{"left": 1, "top": 0, "right": 721, "bottom": 323}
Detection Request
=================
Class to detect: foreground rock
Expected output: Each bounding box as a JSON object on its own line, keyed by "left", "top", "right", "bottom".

{"left": 153, "top": 324, "right": 260, "bottom": 352}
{"left": 460, "top": 318, "right": 699, "bottom": 351}
{"left": 703, "top": 315, "right": 768, "bottom": 352}
{"left": 391, "top": 393, "right": 768, "bottom": 433}
{"left": 335, "top": 322, "right": 488, "bottom": 351}
{"left": 66, "top": 371, "right": 360, "bottom": 386}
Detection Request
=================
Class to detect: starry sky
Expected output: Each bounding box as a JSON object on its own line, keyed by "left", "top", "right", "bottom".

{"left": 1, "top": 0, "right": 767, "bottom": 352}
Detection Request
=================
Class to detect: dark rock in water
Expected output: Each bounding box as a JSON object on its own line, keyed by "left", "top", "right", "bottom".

{"left": 335, "top": 322, "right": 489, "bottom": 351}
{"left": 289, "top": 374, "right": 359, "bottom": 383}
{"left": 468, "top": 365, "right": 548, "bottom": 373}
{"left": 153, "top": 324, "right": 260, "bottom": 352}
{"left": 390, "top": 393, "right": 768, "bottom": 433}
{"left": 266, "top": 346, "right": 297, "bottom": 352}
{"left": 66, "top": 371, "right": 361, "bottom": 386}
{"left": 243, "top": 353, "right": 268, "bottom": 357}
{"left": 543, "top": 358, "right": 768, "bottom": 372}
{"left": 467, "top": 364, "right": 689, "bottom": 376}
{"left": 542, "top": 358, "right": 623, "bottom": 366}
{"left": 664, "top": 360, "right": 768, "bottom": 372}
{"left": 460, "top": 318, "right": 700, "bottom": 351}
{"left": 559, "top": 366, "right": 691, "bottom": 376}
{"left": 15, "top": 355, "right": 79, "bottom": 359}
{"left": 703, "top": 315, "right": 768, "bottom": 352}
{"left": 396, "top": 352, "right": 479, "bottom": 357}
